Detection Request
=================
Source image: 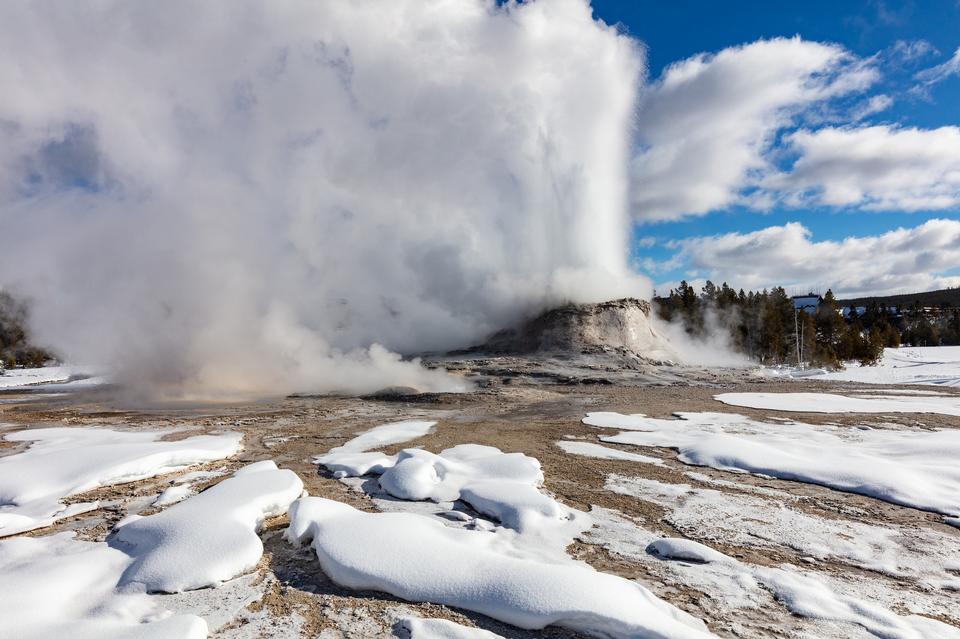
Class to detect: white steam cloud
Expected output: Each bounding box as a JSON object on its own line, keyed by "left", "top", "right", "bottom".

{"left": 0, "top": 0, "right": 649, "bottom": 399}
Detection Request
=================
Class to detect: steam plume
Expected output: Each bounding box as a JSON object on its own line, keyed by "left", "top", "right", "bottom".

{"left": 0, "top": 0, "right": 649, "bottom": 399}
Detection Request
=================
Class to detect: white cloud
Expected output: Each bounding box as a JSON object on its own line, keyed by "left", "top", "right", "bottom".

{"left": 630, "top": 37, "right": 960, "bottom": 221}
{"left": 767, "top": 125, "right": 960, "bottom": 211}
{"left": 630, "top": 37, "right": 877, "bottom": 221}
{"left": 914, "top": 46, "right": 960, "bottom": 90}
{"left": 890, "top": 39, "right": 938, "bottom": 62}
{"left": 651, "top": 220, "right": 960, "bottom": 298}
{"left": 849, "top": 94, "right": 893, "bottom": 121}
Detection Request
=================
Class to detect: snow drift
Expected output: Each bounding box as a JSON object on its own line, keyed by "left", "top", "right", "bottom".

{"left": 111, "top": 460, "right": 303, "bottom": 592}
{"left": 286, "top": 497, "right": 713, "bottom": 639}
{"left": 0, "top": 533, "right": 207, "bottom": 639}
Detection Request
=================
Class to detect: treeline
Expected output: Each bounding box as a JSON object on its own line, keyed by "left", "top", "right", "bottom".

{"left": 653, "top": 281, "right": 908, "bottom": 368}
{"left": 839, "top": 286, "right": 960, "bottom": 309}
{"left": 0, "top": 291, "right": 54, "bottom": 369}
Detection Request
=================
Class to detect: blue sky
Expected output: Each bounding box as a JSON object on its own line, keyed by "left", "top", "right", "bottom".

{"left": 592, "top": 0, "right": 960, "bottom": 297}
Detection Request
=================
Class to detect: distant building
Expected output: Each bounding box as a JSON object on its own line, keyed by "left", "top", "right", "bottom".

{"left": 841, "top": 306, "right": 867, "bottom": 319}
{"left": 791, "top": 293, "right": 821, "bottom": 312}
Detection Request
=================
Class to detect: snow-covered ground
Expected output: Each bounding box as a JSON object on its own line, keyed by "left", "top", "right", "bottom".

{"left": 315, "top": 419, "right": 436, "bottom": 477}
{"left": 111, "top": 460, "right": 303, "bottom": 592}
{"left": 604, "top": 474, "right": 960, "bottom": 585}
{"left": 300, "top": 421, "right": 714, "bottom": 638}
{"left": 0, "top": 532, "right": 208, "bottom": 639}
{"left": 3, "top": 385, "right": 960, "bottom": 638}
{"left": 295, "top": 416, "right": 960, "bottom": 638}
{"left": 0, "top": 365, "right": 102, "bottom": 389}
{"left": 0, "top": 460, "right": 303, "bottom": 638}
{"left": 0, "top": 427, "right": 243, "bottom": 537}
{"left": 287, "top": 497, "right": 712, "bottom": 638}
{"left": 584, "top": 509, "right": 960, "bottom": 639}
{"left": 584, "top": 411, "right": 960, "bottom": 515}
{"left": 716, "top": 391, "right": 960, "bottom": 415}
{"left": 778, "top": 346, "right": 960, "bottom": 387}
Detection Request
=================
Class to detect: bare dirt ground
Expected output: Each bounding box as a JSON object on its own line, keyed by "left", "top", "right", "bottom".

{"left": 2, "top": 356, "right": 959, "bottom": 638}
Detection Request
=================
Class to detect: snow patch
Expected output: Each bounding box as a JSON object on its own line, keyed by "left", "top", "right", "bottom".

{"left": 585, "top": 411, "right": 960, "bottom": 515}
{"left": 111, "top": 460, "right": 303, "bottom": 592}
{"left": 298, "top": 428, "right": 717, "bottom": 637}
{"left": 316, "top": 422, "right": 589, "bottom": 547}
{"left": 0, "top": 365, "right": 97, "bottom": 389}
{"left": 585, "top": 507, "right": 960, "bottom": 639}
{"left": 555, "top": 440, "right": 664, "bottom": 465}
{"left": 758, "top": 566, "right": 960, "bottom": 639}
{"left": 286, "top": 496, "right": 713, "bottom": 638}
{"left": 325, "top": 420, "right": 437, "bottom": 454}
{"left": 715, "top": 391, "right": 960, "bottom": 415}
{"left": 152, "top": 484, "right": 192, "bottom": 508}
{"left": 0, "top": 427, "right": 243, "bottom": 537}
{"left": 398, "top": 617, "right": 505, "bottom": 639}
{"left": 604, "top": 474, "right": 960, "bottom": 583}
{"left": 647, "top": 538, "right": 728, "bottom": 564}
{"left": 314, "top": 420, "right": 436, "bottom": 477}
{"left": 0, "top": 532, "right": 206, "bottom": 639}
{"left": 378, "top": 446, "right": 568, "bottom": 532}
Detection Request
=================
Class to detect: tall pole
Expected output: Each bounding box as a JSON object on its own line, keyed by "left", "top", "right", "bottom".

{"left": 799, "top": 313, "right": 804, "bottom": 368}
{"left": 795, "top": 308, "right": 801, "bottom": 368}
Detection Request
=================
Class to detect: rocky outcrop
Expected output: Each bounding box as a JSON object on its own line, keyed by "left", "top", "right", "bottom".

{"left": 468, "top": 298, "right": 676, "bottom": 358}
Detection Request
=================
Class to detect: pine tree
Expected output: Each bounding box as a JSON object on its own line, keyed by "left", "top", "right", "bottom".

{"left": 814, "top": 289, "right": 846, "bottom": 367}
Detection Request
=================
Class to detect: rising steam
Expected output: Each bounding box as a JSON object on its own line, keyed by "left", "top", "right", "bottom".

{"left": 0, "top": 0, "right": 649, "bottom": 399}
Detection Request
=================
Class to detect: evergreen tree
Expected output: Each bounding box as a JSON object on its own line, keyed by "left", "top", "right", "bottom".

{"left": 814, "top": 290, "right": 846, "bottom": 367}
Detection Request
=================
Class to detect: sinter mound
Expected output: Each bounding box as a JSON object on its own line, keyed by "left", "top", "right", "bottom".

{"left": 468, "top": 298, "right": 678, "bottom": 359}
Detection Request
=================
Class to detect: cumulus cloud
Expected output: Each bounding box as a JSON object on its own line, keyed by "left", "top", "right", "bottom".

{"left": 0, "top": 0, "right": 649, "bottom": 400}
{"left": 630, "top": 36, "right": 960, "bottom": 221}
{"left": 653, "top": 219, "right": 960, "bottom": 297}
{"left": 630, "top": 37, "right": 877, "bottom": 221}
{"left": 767, "top": 125, "right": 960, "bottom": 211}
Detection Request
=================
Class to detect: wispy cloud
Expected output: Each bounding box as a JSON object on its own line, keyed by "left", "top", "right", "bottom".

{"left": 849, "top": 94, "right": 894, "bottom": 121}
{"left": 890, "top": 39, "right": 938, "bottom": 63}
{"left": 913, "top": 46, "right": 960, "bottom": 94}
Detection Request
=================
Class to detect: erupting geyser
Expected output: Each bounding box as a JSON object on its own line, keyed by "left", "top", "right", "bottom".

{"left": 0, "top": 0, "right": 649, "bottom": 399}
